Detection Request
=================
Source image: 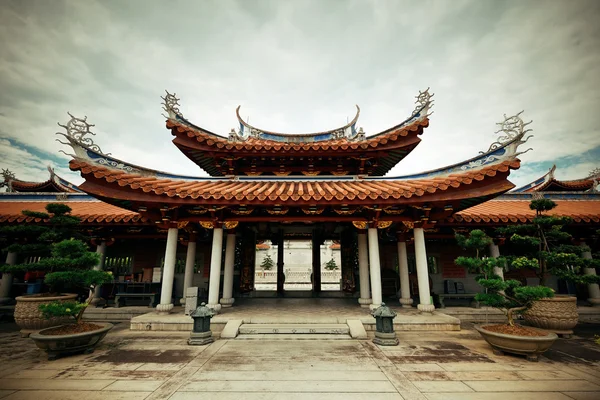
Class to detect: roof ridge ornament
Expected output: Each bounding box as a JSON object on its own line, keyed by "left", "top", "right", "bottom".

{"left": 56, "top": 113, "right": 110, "bottom": 157}
{"left": 588, "top": 167, "right": 600, "bottom": 179}
{"left": 162, "top": 90, "right": 183, "bottom": 120}
{"left": 413, "top": 87, "right": 434, "bottom": 116}
{"left": 482, "top": 111, "right": 533, "bottom": 155}
{"left": 1, "top": 168, "right": 15, "bottom": 192}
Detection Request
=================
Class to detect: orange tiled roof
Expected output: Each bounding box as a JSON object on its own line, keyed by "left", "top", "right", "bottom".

{"left": 70, "top": 159, "right": 519, "bottom": 203}
{"left": 528, "top": 178, "right": 595, "bottom": 192}
{"left": 167, "top": 117, "right": 428, "bottom": 152}
{"left": 9, "top": 179, "right": 79, "bottom": 193}
{"left": 454, "top": 200, "right": 600, "bottom": 223}
{"left": 0, "top": 201, "right": 145, "bottom": 224}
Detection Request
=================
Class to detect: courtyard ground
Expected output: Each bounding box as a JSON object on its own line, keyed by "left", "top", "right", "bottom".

{"left": 0, "top": 321, "right": 599, "bottom": 400}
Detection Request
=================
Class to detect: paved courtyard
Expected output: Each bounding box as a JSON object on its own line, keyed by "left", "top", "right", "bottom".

{"left": 0, "top": 322, "right": 599, "bottom": 399}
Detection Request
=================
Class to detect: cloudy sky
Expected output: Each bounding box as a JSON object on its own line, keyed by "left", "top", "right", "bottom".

{"left": 0, "top": 0, "right": 599, "bottom": 189}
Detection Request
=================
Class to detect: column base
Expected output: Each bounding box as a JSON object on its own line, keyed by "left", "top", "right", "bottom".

{"left": 180, "top": 298, "right": 186, "bottom": 305}
{"left": 155, "top": 303, "right": 174, "bottom": 314}
{"left": 188, "top": 330, "right": 214, "bottom": 346}
{"left": 369, "top": 303, "right": 382, "bottom": 311}
{"left": 417, "top": 303, "right": 435, "bottom": 313}
{"left": 220, "top": 297, "right": 235, "bottom": 307}
{"left": 358, "top": 298, "right": 371, "bottom": 308}
{"left": 588, "top": 298, "right": 600, "bottom": 307}
{"left": 207, "top": 303, "right": 222, "bottom": 313}
{"left": 399, "top": 297, "right": 413, "bottom": 308}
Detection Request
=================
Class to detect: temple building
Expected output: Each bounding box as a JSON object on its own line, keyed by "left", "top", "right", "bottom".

{"left": 1, "top": 89, "right": 599, "bottom": 313}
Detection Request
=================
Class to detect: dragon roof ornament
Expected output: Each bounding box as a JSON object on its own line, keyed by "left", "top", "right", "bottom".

{"left": 161, "top": 90, "right": 183, "bottom": 120}
{"left": 413, "top": 87, "right": 434, "bottom": 116}
{"left": 1, "top": 168, "right": 15, "bottom": 192}
{"left": 482, "top": 111, "right": 533, "bottom": 155}
{"left": 588, "top": 167, "right": 600, "bottom": 179}
{"left": 56, "top": 113, "right": 110, "bottom": 157}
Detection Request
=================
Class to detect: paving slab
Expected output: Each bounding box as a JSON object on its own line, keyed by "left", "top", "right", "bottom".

{"left": 464, "top": 380, "right": 600, "bottom": 392}
{"left": 347, "top": 319, "right": 368, "bottom": 339}
{"left": 191, "top": 370, "right": 388, "bottom": 381}
{"left": 0, "top": 379, "right": 116, "bottom": 391}
{"left": 179, "top": 380, "right": 398, "bottom": 393}
{"left": 220, "top": 319, "right": 242, "bottom": 338}
{"left": 1, "top": 391, "right": 151, "bottom": 400}
{"left": 170, "top": 393, "right": 404, "bottom": 400}
{"left": 562, "top": 393, "right": 600, "bottom": 400}
{"left": 413, "top": 381, "right": 474, "bottom": 392}
{"left": 424, "top": 393, "right": 573, "bottom": 400}
{"left": 0, "top": 391, "right": 15, "bottom": 400}
{"left": 103, "top": 380, "right": 164, "bottom": 391}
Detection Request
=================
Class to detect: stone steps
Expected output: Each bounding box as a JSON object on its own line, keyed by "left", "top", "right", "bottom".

{"left": 236, "top": 323, "right": 352, "bottom": 340}
{"left": 238, "top": 323, "right": 350, "bottom": 335}
{"left": 236, "top": 333, "right": 352, "bottom": 340}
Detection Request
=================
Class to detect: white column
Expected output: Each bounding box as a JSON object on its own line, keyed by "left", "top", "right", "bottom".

{"left": 0, "top": 252, "right": 17, "bottom": 303}
{"left": 357, "top": 232, "right": 371, "bottom": 307}
{"left": 414, "top": 227, "right": 434, "bottom": 312}
{"left": 582, "top": 243, "right": 600, "bottom": 307}
{"left": 90, "top": 241, "right": 107, "bottom": 305}
{"left": 207, "top": 227, "right": 224, "bottom": 312}
{"left": 156, "top": 227, "right": 178, "bottom": 314}
{"left": 489, "top": 243, "right": 505, "bottom": 280}
{"left": 220, "top": 233, "right": 236, "bottom": 307}
{"left": 180, "top": 239, "right": 197, "bottom": 305}
{"left": 367, "top": 227, "right": 383, "bottom": 310}
{"left": 398, "top": 241, "right": 413, "bottom": 308}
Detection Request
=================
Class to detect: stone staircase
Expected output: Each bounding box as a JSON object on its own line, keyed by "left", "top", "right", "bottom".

{"left": 225, "top": 323, "right": 366, "bottom": 340}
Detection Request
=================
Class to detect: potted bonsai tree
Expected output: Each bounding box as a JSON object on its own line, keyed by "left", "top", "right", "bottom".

{"left": 455, "top": 229, "right": 557, "bottom": 361}
{"left": 0, "top": 203, "right": 111, "bottom": 338}
{"left": 494, "top": 197, "right": 600, "bottom": 336}
{"left": 29, "top": 239, "right": 113, "bottom": 360}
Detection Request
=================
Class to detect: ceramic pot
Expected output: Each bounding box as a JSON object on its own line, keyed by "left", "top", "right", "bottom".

{"left": 522, "top": 296, "right": 578, "bottom": 336}
{"left": 475, "top": 323, "right": 558, "bottom": 362}
{"left": 29, "top": 322, "right": 113, "bottom": 360}
{"left": 14, "top": 293, "right": 78, "bottom": 337}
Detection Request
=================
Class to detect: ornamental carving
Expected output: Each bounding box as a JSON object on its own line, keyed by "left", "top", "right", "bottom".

{"left": 56, "top": 113, "right": 109, "bottom": 156}
{"left": 334, "top": 209, "right": 356, "bottom": 215}
{"left": 413, "top": 87, "right": 434, "bottom": 115}
{"left": 331, "top": 171, "right": 349, "bottom": 176}
{"left": 199, "top": 221, "right": 214, "bottom": 229}
{"left": 482, "top": 111, "right": 533, "bottom": 154}
{"left": 266, "top": 207, "right": 289, "bottom": 215}
{"left": 231, "top": 208, "right": 254, "bottom": 215}
{"left": 352, "top": 221, "right": 368, "bottom": 230}
{"left": 161, "top": 90, "right": 183, "bottom": 119}
{"left": 302, "top": 208, "right": 324, "bottom": 215}
{"left": 224, "top": 221, "right": 239, "bottom": 230}
{"left": 402, "top": 221, "right": 415, "bottom": 230}
{"left": 377, "top": 221, "right": 393, "bottom": 229}
{"left": 383, "top": 207, "right": 404, "bottom": 215}
{"left": 188, "top": 208, "right": 208, "bottom": 215}
{"left": 177, "top": 221, "right": 189, "bottom": 229}
{"left": 301, "top": 171, "right": 320, "bottom": 176}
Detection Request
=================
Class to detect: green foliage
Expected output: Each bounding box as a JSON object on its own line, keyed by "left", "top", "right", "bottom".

{"left": 324, "top": 258, "right": 339, "bottom": 271}
{"left": 44, "top": 270, "right": 113, "bottom": 290}
{"left": 455, "top": 229, "right": 493, "bottom": 253}
{"left": 260, "top": 254, "right": 274, "bottom": 271}
{"left": 39, "top": 301, "right": 85, "bottom": 321}
{"left": 454, "top": 229, "right": 555, "bottom": 326}
{"left": 529, "top": 198, "right": 557, "bottom": 212}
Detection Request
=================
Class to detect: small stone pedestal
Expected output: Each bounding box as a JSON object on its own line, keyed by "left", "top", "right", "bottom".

{"left": 188, "top": 330, "right": 214, "bottom": 346}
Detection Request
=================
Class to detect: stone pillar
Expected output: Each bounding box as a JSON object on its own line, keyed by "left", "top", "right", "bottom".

{"left": 207, "top": 227, "right": 224, "bottom": 312}
{"left": 397, "top": 240, "right": 413, "bottom": 308}
{"left": 582, "top": 243, "right": 600, "bottom": 307}
{"left": 357, "top": 232, "right": 371, "bottom": 307}
{"left": 489, "top": 243, "right": 505, "bottom": 280}
{"left": 367, "top": 227, "right": 383, "bottom": 310}
{"left": 90, "top": 241, "right": 107, "bottom": 306}
{"left": 414, "top": 227, "right": 434, "bottom": 312}
{"left": 220, "top": 233, "right": 236, "bottom": 307}
{"left": 276, "top": 230, "right": 285, "bottom": 295}
{"left": 0, "top": 252, "right": 17, "bottom": 304}
{"left": 180, "top": 236, "right": 197, "bottom": 306}
{"left": 157, "top": 227, "right": 178, "bottom": 314}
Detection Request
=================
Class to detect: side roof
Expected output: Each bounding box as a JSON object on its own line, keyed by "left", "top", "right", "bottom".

{"left": 513, "top": 165, "right": 600, "bottom": 193}
{"left": 1, "top": 166, "right": 83, "bottom": 194}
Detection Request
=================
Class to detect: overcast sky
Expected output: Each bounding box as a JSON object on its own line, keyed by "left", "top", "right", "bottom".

{"left": 0, "top": 0, "right": 599, "bottom": 189}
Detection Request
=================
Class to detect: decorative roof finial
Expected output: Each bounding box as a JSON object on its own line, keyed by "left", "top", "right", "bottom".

{"left": 481, "top": 111, "right": 533, "bottom": 154}
{"left": 588, "top": 167, "right": 600, "bottom": 178}
{"left": 0, "top": 168, "right": 15, "bottom": 192}
{"left": 55, "top": 113, "right": 109, "bottom": 157}
{"left": 161, "top": 90, "right": 183, "bottom": 119}
{"left": 413, "top": 87, "right": 434, "bottom": 116}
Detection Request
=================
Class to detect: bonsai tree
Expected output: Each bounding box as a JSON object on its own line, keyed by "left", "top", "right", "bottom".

{"left": 0, "top": 203, "right": 112, "bottom": 324}
{"left": 324, "top": 258, "right": 339, "bottom": 271}
{"left": 455, "top": 229, "right": 554, "bottom": 326}
{"left": 260, "top": 254, "right": 274, "bottom": 271}
{"left": 494, "top": 198, "right": 600, "bottom": 287}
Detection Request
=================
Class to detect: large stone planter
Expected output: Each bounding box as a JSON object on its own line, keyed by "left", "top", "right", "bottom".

{"left": 14, "top": 293, "right": 78, "bottom": 337}
{"left": 475, "top": 324, "right": 558, "bottom": 362}
{"left": 30, "top": 322, "right": 113, "bottom": 360}
{"left": 522, "top": 296, "right": 578, "bottom": 337}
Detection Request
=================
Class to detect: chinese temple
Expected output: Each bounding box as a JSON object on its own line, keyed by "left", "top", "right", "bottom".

{"left": 1, "top": 89, "right": 599, "bottom": 314}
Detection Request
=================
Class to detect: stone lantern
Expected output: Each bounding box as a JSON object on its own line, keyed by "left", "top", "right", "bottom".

{"left": 371, "top": 302, "right": 399, "bottom": 346}
{"left": 188, "top": 302, "right": 215, "bottom": 345}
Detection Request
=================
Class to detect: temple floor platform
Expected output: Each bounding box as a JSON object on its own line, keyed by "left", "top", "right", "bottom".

{"left": 128, "top": 298, "right": 462, "bottom": 334}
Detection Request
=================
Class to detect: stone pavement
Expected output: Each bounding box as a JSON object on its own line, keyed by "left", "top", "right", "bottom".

{"left": 0, "top": 322, "right": 599, "bottom": 399}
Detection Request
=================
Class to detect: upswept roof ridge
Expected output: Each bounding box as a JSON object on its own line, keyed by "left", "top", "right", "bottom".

{"left": 1, "top": 166, "right": 82, "bottom": 193}
{"left": 513, "top": 165, "right": 600, "bottom": 193}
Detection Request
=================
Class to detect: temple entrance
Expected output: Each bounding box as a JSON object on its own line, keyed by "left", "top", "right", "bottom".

{"left": 253, "top": 239, "right": 342, "bottom": 296}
